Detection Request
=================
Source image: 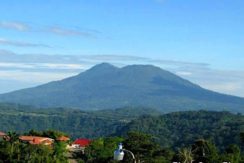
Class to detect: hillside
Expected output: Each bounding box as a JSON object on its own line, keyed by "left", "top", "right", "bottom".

{"left": 0, "top": 103, "right": 160, "bottom": 138}
{"left": 0, "top": 63, "right": 244, "bottom": 113}
{"left": 117, "top": 110, "right": 244, "bottom": 150}
{"left": 0, "top": 103, "right": 243, "bottom": 150}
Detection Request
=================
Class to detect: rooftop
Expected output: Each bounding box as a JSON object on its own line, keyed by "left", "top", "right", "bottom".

{"left": 0, "top": 131, "right": 6, "bottom": 137}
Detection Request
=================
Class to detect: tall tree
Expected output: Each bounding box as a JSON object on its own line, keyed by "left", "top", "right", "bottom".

{"left": 178, "top": 148, "right": 194, "bottom": 163}
{"left": 190, "top": 139, "right": 219, "bottom": 163}
{"left": 123, "top": 131, "right": 161, "bottom": 163}
{"left": 220, "top": 144, "right": 241, "bottom": 163}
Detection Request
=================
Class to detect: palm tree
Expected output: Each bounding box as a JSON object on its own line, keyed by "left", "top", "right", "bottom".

{"left": 179, "top": 148, "right": 194, "bottom": 163}
{"left": 6, "top": 131, "right": 20, "bottom": 161}
{"left": 191, "top": 139, "right": 211, "bottom": 162}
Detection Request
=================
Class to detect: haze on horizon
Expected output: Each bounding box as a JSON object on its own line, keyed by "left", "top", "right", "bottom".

{"left": 0, "top": 0, "right": 244, "bottom": 97}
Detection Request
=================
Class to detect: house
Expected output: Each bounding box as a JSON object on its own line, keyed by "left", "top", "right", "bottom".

{"left": 56, "top": 135, "right": 70, "bottom": 142}
{"left": 0, "top": 131, "right": 6, "bottom": 137}
{"left": 71, "top": 138, "right": 91, "bottom": 148}
{"left": 19, "top": 136, "right": 54, "bottom": 146}
{"left": 67, "top": 138, "right": 91, "bottom": 152}
{"left": 0, "top": 131, "right": 7, "bottom": 140}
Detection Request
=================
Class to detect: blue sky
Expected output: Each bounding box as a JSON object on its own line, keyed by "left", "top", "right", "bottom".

{"left": 0, "top": 0, "right": 244, "bottom": 96}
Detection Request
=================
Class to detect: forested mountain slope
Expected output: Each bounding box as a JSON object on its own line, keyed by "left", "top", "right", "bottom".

{"left": 0, "top": 63, "right": 244, "bottom": 113}
{"left": 0, "top": 103, "right": 243, "bottom": 150}
{"left": 117, "top": 111, "right": 244, "bottom": 150}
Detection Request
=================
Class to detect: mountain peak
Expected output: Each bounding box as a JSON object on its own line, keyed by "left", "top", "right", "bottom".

{"left": 93, "top": 62, "right": 117, "bottom": 68}
{"left": 1, "top": 63, "right": 244, "bottom": 113}
{"left": 88, "top": 63, "right": 118, "bottom": 72}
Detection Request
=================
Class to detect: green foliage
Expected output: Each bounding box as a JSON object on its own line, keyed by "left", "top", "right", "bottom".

{"left": 78, "top": 132, "right": 174, "bottom": 163}
{"left": 178, "top": 148, "right": 194, "bottom": 163}
{"left": 26, "top": 129, "right": 68, "bottom": 140}
{"left": 0, "top": 103, "right": 244, "bottom": 153}
{"left": 123, "top": 131, "right": 173, "bottom": 163}
{"left": 0, "top": 129, "right": 244, "bottom": 162}
{"left": 82, "top": 137, "right": 123, "bottom": 163}
{"left": 77, "top": 132, "right": 244, "bottom": 163}
{"left": 42, "top": 130, "right": 68, "bottom": 140}
{"left": 220, "top": 144, "right": 242, "bottom": 163}
{"left": 0, "top": 103, "right": 127, "bottom": 139}
{"left": 118, "top": 110, "right": 244, "bottom": 150}
{"left": 191, "top": 139, "right": 219, "bottom": 163}
{"left": 0, "top": 136, "right": 68, "bottom": 163}
{"left": 53, "top": 142, "right": 68, "bottom": 161}
{"left": 123, "top": 131, "right": 158, "bottom": 162}
{"left": 241, "top": 132, "right": 244, "bottom": 143}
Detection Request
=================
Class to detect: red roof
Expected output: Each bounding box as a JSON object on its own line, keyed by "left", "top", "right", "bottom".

{"left": 72, "top": 138, "right": 91, "bottom": 147}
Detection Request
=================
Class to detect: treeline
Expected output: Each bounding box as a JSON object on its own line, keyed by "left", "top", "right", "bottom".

{"left": 117, "top": 111, "right": 244, "bottom": 151}
{"left": 1, "top": 130, "right": 244, "bottom": 163}
{"left": 0, "top": 103, "right": 126, "bottom": 138}
{"left": 0, "top": 103, "right": 244, "bottom": 151}
{"left": 65, "top": 131, "right": 244, "bottom": 163}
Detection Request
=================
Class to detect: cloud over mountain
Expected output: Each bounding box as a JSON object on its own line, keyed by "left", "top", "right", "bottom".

{"left": 0, "top": 49, "right": 244, "bottom": 97}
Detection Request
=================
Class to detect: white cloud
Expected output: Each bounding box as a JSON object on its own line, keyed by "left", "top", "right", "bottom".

{"left": 0, "top": 21, "right": 29, "bottom": 31}
{"left": 47, "top": 27, "right": 97, "bottom": 38}
{"left": 0, "top": 21, "right": 100, "bottom": 38}
{"left": 194, "top": 80, "right": 244, "bottom": 97}
{"left": 203, "top": 82, "right": 242, "bottom": 92}
{"left": 37, "top": 63, "right": 85, "bottom": 69}
{"left": 0, "top": 38, "right": 51, "bottom": 48}
{"left": 0, "top": 62, "right": 86, "bottom": 73}
{"left": 176, "top": 71, "right": 192, "bottom": 76}
{"left": 0, "top": 62, "right": 35, "bottom": 69}
{"left": 172, "top": 67, "right": 244, "bottom": 97}
{"left": 0, "top": 70, "right": 76, "bottom": 83}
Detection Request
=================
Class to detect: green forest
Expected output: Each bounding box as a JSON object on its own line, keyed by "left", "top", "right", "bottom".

{"left": 0, "top": 130, "right": 244, "bottom": 163}
{"left": 0, "top": 103, "right": 244, "bottom": 162}
{"left": 0, "top": 103, "right": 243, "bottom": 150}
{"left": 80, "top": 131, "right": 244, "bottom": 163}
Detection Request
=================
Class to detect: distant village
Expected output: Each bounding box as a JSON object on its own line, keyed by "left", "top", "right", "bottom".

{"left": 0, "top": 131, "right": 91, "bottom": 152}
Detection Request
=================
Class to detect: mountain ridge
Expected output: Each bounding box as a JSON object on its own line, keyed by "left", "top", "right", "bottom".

{"left": 0, "top": 63, "right": 244, "bottom": 113}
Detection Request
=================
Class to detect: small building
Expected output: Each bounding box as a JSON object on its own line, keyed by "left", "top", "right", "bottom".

{"left": 0, "top": 131, "right": 7, "bottom": 140}
{"left": 56, "top": 136, "right": 70, "bottom": 142}
{"left": 19, "top": 136, "right": 54, "bottom": 146}
{"left": 67, "top": 138, "right": 91, "bottom": 152}
{"left": 0, "top": 131, "right": 6, "bottom": 137}
{"left": 72, "top": 138, "right": 91, "bottom": 148}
